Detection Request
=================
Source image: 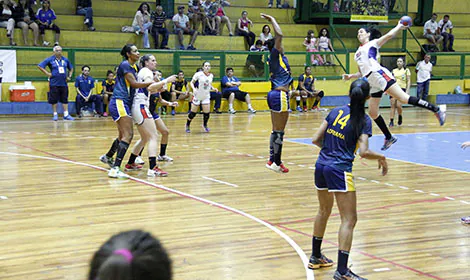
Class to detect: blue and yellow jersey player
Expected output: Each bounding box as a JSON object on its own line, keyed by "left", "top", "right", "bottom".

{"left": 308, "top": 79, "right": 388, "bottom": 280}
{"left": 261, "top": 13, "right": 293, "bottom": 174}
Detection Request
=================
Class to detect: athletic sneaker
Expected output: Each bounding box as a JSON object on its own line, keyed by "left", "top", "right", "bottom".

{"left": 63, "top": 115, "right": 75, "bottom": 121}
{"left": 52, "top": 115, "right": 58, "bottom": 121}
{"left": 108, "top": 167, "right": 129, "bottom": 179}
{"left": 135, "top": 156, "right": 145, "bottom": 165}
{"left": 308, "top": 254, "right": 334, "bottom": 270}
{"left": 296, "top": 105, "right": 302, "bottom": 112}
{"left": 202, "top": 125, "right": 210, "bottom": 133}
{"left": 333, "top": 269, "right": 368, "bottom": 280}
{"left": 125, "top": 163, "right": 143, "bottom": 171}
{"left": 381, "top": 136, "right": 398, "bottom": 151}
{"left": 266, "top": 160, "right": 289, "bottom": 173}
{"left": 147, "top": 167, "right": 168, "bottom": 177}
{"left": 248, "top": 108, "right": 257, "bottom": 114}
{"left": 171, "top": 109, "right": 175, "bottom": 116}
{"left": 100, "top": 154, "right": 114, "bottom": 168}
{"left": 185, "top": 124, "right": 191, "bottom": 133}
{"left": 229, "top": 108, "right": 236, "bottom": 114}
{"left": 398, "top": 115, "right": 403, "bottom": 126}
{"left": 435, "top": 104, "right": 447, "bottom": 126}
{"left": 461, "top": 216, "right": 470, "bottom": 224}
{"left": 303, "top": 106, "right": 308, "bottom": 112}
{"left": 157, "top": 155, "right": 173, "bottom": 161}
{"left": 389, "top": 120, "right": 394, "bottom": 127}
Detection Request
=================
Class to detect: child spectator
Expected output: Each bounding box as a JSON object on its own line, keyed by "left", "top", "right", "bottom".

{"left": 317, "top": 28, "right": 335, "bottom": 65}
{"left": 246, "top": 39, "right": 267, "bottom": 77}
{"left": 303, "top": 30, "right": 323, "bottom": 66}
{"left": 101, "top": 70, "right": 115, "bottom": 117}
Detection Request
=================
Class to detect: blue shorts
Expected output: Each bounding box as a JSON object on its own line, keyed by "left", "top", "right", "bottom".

{"left": 109, "top": 98, "right": 131, "bottom": 122}
{"left": 267, "top": 90, "right": 290, "bottom": 112}
{"left": 314, "top": 162, "right": 355, "bottom": 192}
{"left": 152, "top": 111, "right": 160, "bottom": 120}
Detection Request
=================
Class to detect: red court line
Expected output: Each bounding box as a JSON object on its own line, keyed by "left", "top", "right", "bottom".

{"left": 1, "top": 139, "right": 447, "bottom": 280}
{"left": 274, "top": 197, "right": 449, "bottom": 226}
{"left": 276, "top": 224, "right": 445, "bottom": 280}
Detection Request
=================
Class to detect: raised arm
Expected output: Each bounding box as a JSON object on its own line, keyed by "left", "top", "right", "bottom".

{"left": 261, "top": 13, "right": 283, "bottom": 52}
{"left": 376, "top": 22, "right": 407, "bottom": 48}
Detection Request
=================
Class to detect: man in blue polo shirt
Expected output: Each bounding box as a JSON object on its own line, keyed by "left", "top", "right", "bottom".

{"left": 221, "top": 67, "right": 256, "bottom": 114}
{"left": 75, "top": 65, "right": 103, "bottom": 118}
{"left": 38, "top": 45, "right": 74, "bottom": 121}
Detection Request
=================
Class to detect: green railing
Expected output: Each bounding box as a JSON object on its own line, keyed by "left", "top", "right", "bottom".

{"left": 1, "top": 46, "right": 349, "bottom": 82}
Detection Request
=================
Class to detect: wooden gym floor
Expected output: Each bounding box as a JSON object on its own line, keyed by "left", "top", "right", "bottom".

{"left": 0, "top": 107, "right": 469, "bottom": 280}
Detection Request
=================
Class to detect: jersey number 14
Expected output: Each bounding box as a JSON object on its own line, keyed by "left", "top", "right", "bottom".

{"left": 333, "top": 109, "right": 350, "bottom": 130}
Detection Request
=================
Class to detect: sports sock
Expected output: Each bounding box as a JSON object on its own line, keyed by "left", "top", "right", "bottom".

{"left": 313, "top": 99, "right": 319, "bottom": 108}
{"left": 127, "top": 153, "right": 137, "bottom": 165}
{"left": 106, "top": 138, "right": 119, "bottom": 158}
{"left": 337, "top": 250, "right": 349, "bottom": 275}
{"left": 312, "top": 236, "right": 323, "bottom": 258}
{"left": 203, "top": 113, "right": 210, "bottom": 127}
{"left": 272, "top": 130, "right": 284, "bottom": 165}
{"left": 160, "top": 144, "right": 167, "bottom": 156}
{"left": 374, "top": 115, "right": 392, "bottom": 140}
{"left": 408, "top": 96, "right": 439, "bottom": 112}
{"left": 114, "top": 141, "right": 129, "bottom": 168}
{"left": 149, "top": 156, "right": 156, "bottom": 170}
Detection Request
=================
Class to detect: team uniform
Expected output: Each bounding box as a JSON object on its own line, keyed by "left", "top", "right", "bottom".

{"left": 108, "top": 61, "right": 138, "bottom": 121}
{"left": 315, "top": 105, "right": 372, "bottom": 192}
{"left": 131, "top": 67, "right": 158, "bottom": 125}
{"left": 354, "top": 39, "right": 396, "bottom": 97}
{"left": 267, "top": 47, "right": 293, "bottom": 112}
{"left": 392, "top": 67, "right": 410, "bottom": 94}
{"left": 297, "top": 73, "right": 314, "bottom": 94}
{"left": 172, "top": 78, "right": 188, "bottom": 98}
{"left": 191, "top": 71, "right": 213, "bottom": 105}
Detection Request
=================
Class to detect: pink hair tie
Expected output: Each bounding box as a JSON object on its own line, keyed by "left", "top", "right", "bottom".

{"left": 113, "top": 249, "right": 133, "bottom": 263}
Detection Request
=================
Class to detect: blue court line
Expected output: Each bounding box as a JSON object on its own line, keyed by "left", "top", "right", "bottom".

{"left": 287, "top": 131, "right": 470, "bottom": 173}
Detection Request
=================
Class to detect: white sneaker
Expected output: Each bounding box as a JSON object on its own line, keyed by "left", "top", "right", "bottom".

{"left": 108, "top": 167, "right": 129, "bottom": 179}
{"left": 248, "top": 108, "right": 257, "bottom": 114}
{"left": 229, "top": 108, "right": 236, "bottom": 114}
{"left": 147, "top": 167, "right": 168, "bottom": 177}
{"left": 43, "top": 41, "right": 50, "bottom": 46}
{"left": 157, "top": 155, "right": 173, "bottom": 162}
{"left": 135, "top": 156, "right": 145, "bottom": 165}
{"left": 84, "top": 18, "right": 89, "bottom": 25}
{"left": 99, "top": 154, "right": 114, "bottom": 168}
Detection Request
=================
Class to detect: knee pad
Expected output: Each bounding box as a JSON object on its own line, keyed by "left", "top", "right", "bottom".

{"left": 317, "top": 90, "right": 324, "bottom": 98}
{"left": 203, "top": 112, "right": 210, "bottom": 120}
{"left": 188, "top": 111, "right": 197, "bottom": 119}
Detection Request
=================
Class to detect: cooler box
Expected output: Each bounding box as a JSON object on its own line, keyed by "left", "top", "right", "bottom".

{"left": 9, "top": 83, "right": 35, "bottom": 102}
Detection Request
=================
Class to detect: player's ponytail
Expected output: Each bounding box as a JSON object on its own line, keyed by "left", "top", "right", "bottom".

{"left": 120, "top": 44, "right": 135, "bottom": 60}
{"left": 349, "top": 79, "right": 370, "bottom": 140}
{"left": 139, "top": 54, "right": 152, "bottom": 68}
{"left": 365, "top": 26, "right": 382, "bottom": 40}
{"left": 88, "top": 230, "right": 172, "bottom": 280}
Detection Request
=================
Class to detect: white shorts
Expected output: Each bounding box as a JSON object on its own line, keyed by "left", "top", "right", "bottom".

{"left": 131, "top": 98, "right": 152, "bottom": 125}
{"left": 191, "top": 96, "right": 211, "bottom": 106}
{"left": 367, "top": 68, "right": 395, "bottom": 94}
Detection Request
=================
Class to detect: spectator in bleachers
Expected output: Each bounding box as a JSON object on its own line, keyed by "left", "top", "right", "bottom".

{"left": 438, "top": 14, "right": 454, "bottom": 52}
{"left": 318, "top": 28, "right": 335, "bottom": 65}
{"left": 88, "top": 230, "right": 172, "bottom": 280}
{"left": 36, "top": 0, "right": 60, "bottom": 46}
{"left": 268, "top": 0, "right": 281, "bottom": 9}
{"left": 259, "top": 24, "right": 273, "bottom": 45}
{"left": 246, "top": 39, "right": 267, "bottom": 78}
{"left": 423, "top": 13, "right": 443, "bottom": 51}
{"left": 11, "top": 0, "right": 39, "bottom": 46}
{"left": 303, "top": 30, "right": 323, "bottom": 66}
{"left": 416, "top": 53, "right": 432, "bottom": 101}
{"left": 202, "top": 0, "right": 217, "bottom": 35}
{"left": 221, "top": 67, "right": 256, "bottom": 114}
{"left": 76, "top": 0, "right": 95, "bottom": 31}
{"left": 37, "top": 45, "right": 74, "bottom": 121}
{"left": 132, "top": 2, "right": 152, "bottom": 49}
{"left": 75, "top": 65, "right": 103, "bottom": 118}
{"left": 150, "top": 5, "right": 169, "bottom": 49}
{"left": 170, "top": 70, "right": 191, "bottom": 115}
{"left": 172, "top": 5, "right": 198, "bottom": 50}
{"left": 214, "top": 0, "right": 233, "bottom": 36}
{"left": 101, "top": 70, "right": 114, "bottom": 117}
{"left": 188, "top": 0, "right": 205, "bottom": 33}
{"left": 236, "top": 11, "right": 255, "bottom": 50}
{"left": 0, "top": 0, "right": 16, "bottom": 45}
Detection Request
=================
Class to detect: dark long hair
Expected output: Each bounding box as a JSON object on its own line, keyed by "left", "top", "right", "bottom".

{"left": 138, "top": 2, "right": 150, "bottom": 13}
{"left": 88, "top": 230, "right": 172, "bottom": 280}
{"left": 349, "top": 79, "right": 370, "bottom": 140}
{"left": 120, "top": 44, "right": 136, "bottom": 60}
{"left": 365, "top": 26, "right": 382, "bottom": 40}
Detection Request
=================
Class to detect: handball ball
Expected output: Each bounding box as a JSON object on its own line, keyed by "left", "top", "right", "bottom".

{"left": 400, "top": 16, "right": 412, "bottom": 27}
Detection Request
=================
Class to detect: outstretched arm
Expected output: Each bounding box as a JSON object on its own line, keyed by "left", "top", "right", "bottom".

{"left": 376, "top": 22, "right": 408, "bottom": 48}
{"left": 261, "top": 13, "right": 283, "bottom": 52}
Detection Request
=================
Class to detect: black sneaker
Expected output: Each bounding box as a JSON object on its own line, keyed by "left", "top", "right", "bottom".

{"left": 308, "top": 254, "right": 334, "bottom": 270}
{"left": 398, "top": 115, "right": 403, "bottom": 126}
{"left": 381, "top": 136, "right": 398, "bottom": 151}
{"left": 389, "top": 120, "right": 394, "bottom": 127}
{"left": 333, "top": 269, "right": 367, "bottom": 280}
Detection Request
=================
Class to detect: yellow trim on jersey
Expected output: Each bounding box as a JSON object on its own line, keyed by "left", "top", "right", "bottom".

{"left": 279, "top": 54, "right": 288, "bottom": 71}
{"left": 344, "top": 172, "right": 356, "bottom": 192}
{"left": 116, "top": 99, "right": 128, "bottom": 118}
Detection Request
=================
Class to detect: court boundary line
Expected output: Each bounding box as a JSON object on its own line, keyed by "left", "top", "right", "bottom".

{"left": 0, "top": 151, "right": 314, "bottom": 280}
